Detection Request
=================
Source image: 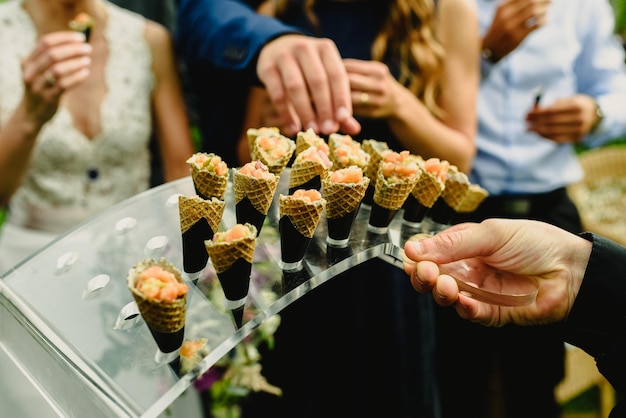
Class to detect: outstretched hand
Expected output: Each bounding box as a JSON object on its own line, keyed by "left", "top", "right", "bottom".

{"left": 256, "top": 34, "right": 361, "bottom": 137}
{"left": 402, "top": 218, "right": 591, "bottom": 327}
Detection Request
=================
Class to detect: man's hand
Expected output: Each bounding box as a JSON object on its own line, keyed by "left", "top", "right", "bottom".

{"left": 526, "top": 95, "right": 600, "bottom": 143}
{"left": 257, "top": 34, "right": 361, "bottom": 137}
{"left": 482, "top": 0, "right": 551, "bottom": 62}
{"left": 403, "top": 219, "right": 590, "bottom": 327}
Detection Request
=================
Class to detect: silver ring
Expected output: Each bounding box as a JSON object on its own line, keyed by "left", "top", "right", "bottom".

{"left": 524, "top": 16, "right": 537, "bottom": 28}
{"left": 44, "top": 71, "right": 56, "bottom": 87}
{"left": 360, "top": 92, "right": 369, "bottom": 104}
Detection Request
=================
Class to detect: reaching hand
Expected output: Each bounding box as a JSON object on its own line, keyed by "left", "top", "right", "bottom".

{"left": 402, "top": 218, "right": 591, "bottom": 327}
{"left": 482, "top": 0, "right": 551, "bottom": 62}
{"left": 21, "top": 31, "right": 91, "bottom": 126}
{"left": 256, "top": 34, "right": 361, "bottom": 137}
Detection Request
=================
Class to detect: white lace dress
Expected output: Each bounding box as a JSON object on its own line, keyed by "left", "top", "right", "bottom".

{"left": 0, "top": 0, "right": 155, "bottom": 274}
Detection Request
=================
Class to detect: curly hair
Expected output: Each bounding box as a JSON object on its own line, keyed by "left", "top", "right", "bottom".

{"left": 272, "top": 0, "right": 446, "bottom": 118}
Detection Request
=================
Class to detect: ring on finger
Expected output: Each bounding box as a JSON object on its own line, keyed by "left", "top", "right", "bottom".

{"left": 360, "top": 92, "right": 369, "bottom": 104}
{"left": 44, "top": 71, "right": 57, "bottom": 87}
{"left": 524, "top": 16, "right": 538, "bottom": 28}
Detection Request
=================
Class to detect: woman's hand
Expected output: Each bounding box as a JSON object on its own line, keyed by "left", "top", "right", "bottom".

{"left": 21, "top": 31, "right": 91, "bottom": 126}
{"left": 344, "top": 58, "right": 404, "bottom": 119}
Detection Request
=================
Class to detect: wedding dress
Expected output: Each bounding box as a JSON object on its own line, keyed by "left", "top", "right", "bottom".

{"left": 0, "top": 1, "right": 155, "bottom": 274}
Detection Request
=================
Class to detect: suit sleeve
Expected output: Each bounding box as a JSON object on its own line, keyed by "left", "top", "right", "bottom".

{"left": 176, "top": 0, "right": 302, "bottom": 81}
{"left": 564, "top": 233, "right": 626, "bottom": 407}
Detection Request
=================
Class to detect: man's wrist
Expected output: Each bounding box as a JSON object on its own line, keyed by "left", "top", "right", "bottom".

{"left": 481, "top": 46, "right": 497, "bottom": 63}
{"left": 590, "top": 101, "right": 605, "bottom": 133}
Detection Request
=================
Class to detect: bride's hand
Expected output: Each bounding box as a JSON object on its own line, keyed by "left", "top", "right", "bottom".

{"left": 21, "top": 31, "right": 92, "bottom": 125}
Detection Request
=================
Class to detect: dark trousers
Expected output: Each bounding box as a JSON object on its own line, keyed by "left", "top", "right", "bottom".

{"left": 436, "top": 187, "right": 582, "bottom": 418}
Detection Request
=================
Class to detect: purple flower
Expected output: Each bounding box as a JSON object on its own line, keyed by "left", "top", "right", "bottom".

{"left": 194, "top": 366, "right": 226, "bottom": 391}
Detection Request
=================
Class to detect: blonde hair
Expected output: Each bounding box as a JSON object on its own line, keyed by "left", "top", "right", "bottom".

{"left": 273, "top": 0, "right": 445, "bottom": 118}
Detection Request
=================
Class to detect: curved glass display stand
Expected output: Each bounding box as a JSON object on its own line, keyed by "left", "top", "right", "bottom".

{"left": 0, "top": 171, "right": 536, "bottom": 417}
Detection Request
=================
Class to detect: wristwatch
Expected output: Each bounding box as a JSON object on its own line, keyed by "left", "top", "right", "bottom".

{"left": 481, "top": 47, "right": 496, "bottom": 63}
{"left": 590, "top": 101, "right": 605, "bottom": 132}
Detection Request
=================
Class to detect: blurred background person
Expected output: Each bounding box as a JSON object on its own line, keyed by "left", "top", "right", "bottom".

{"left": 443, "top": 0, "right": 626, "bottom": 417}
{"left": 0, "top": 0, "right": 194, "bottom": 275}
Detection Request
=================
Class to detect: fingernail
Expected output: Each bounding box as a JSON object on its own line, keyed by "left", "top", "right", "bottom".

{"left": 306, "top": 121, "right": 318, "bottom": 132}
{"left": 321, "top": 119, "right": 335, "bottom": 134}
{"left": 336, "top": 106, "right": 350, "bottom": 121}
{"left": 409, "top": 240, "right": 423, "bottom": 253}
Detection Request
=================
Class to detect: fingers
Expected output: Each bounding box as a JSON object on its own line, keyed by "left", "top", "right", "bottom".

{"left": 23, "top": 31, "right": 91, "bottom": 91}
{"left": 403, "top": 222, "right": 482, "bottom": 265}
{"left": 262, "top": 56, "right": 308, "bottom": 135}
{"left": 257, "top": 35, "right": 361, "bottom": 137}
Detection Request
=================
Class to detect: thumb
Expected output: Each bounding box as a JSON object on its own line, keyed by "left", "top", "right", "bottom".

{"left": 404, "top": 222, "right": 484, "bottom": 265}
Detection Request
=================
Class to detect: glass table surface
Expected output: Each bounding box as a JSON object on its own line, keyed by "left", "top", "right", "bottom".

{"left": 0, "top": 172, "right": 419, "bottom": 417}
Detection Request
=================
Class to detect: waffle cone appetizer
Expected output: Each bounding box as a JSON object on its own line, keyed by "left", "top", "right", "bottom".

{"left": 322, "top": 167, "right": 370, "bottom": 246}
{"left": 369, "top": 151, "right": 421, "bottom": 231}
{"left": 328, "top": 133, "right": 370, "bottom": 171}
{"left": 440, "top": 168, "right": 471, "bottom": 210}
{"left": 205, "top": 223, "right": 257, "bottom": 274}
{"left": 127, "top": 258, "right": 188, "bottom": 353}
{"left": 289, "top": 145, "right": 332, "bottom": 193}
{"left": 249, "top": 129, "right": 296, "bottom": 175}
{"left": 362, "top": 139, "right": 390, "bottom": 180}
{"left": 322, "top": 168, "right": 370, "bottom": 219}
{"left": 279, "top": 191, "right": 327, "bottom": 238}
{"left": 69, "top": 12, "right": 93, "bottom": 42}
{"left": 373, "top": 168, "right": 420, "bottom": 211}
{"left": 402, "top": 158, "right": 449, "bottom": 225}
{"left": 295, "top": 128, "right": 329, "bottom": 156}
{"left": 246, "top": 126, "right": 280, "bottom": 151}
{"left": 205, "top": 223, "right": 257, "bottom": 327}
{"left": 179, "top": 195, "right": 225, "bottom": 235}
{"left": 455, "top": 183, "right": 489, "bottom": 213}
{"left": 279, "top": 190, "right": 326, "bottom": 268}
{"left": 233, "top": 162, "right": 280, "bottom": 235}
{"left": 428, "top": 166, "right": 470, "bottom": 225}
{"left": 178, "top": 195, "right": 225, "bottom": 274}
{"left": 187, "top": 152, "right": 229, "bottom": 201}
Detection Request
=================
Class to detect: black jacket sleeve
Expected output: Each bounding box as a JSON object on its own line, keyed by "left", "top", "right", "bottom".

{"left": 564, "top": 233, "right": 626, "bottom": 417}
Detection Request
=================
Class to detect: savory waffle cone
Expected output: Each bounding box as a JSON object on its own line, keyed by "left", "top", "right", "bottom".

{"left": 295, "top": 128, "right": 328, "bottom": 156}
{"left": 410, "top": 168, "right": 445, "bottom": 208}
{"left": 322, "top": 174, "right": 370, "bottom": 218}
{"left": 455, "top": 183, "right": 489, "bottom": 213}
{"left": 189, "top": 163, "right": 229, "bottom": 201}
{"left": 251, "top": 134, "right": 296, "bottom": 175}
{"left": 362, "top": 139, "right": 390, "bottom": 180}
{"left": 178, "top": 195, "right": 225, "bottom": 234}
{"left": 232, "top": 167, "right": 280, "bottom": 214}
{"left": 204, "top": 223, "right": 257, "bottom": 273}
{"left": 373, "top": 168, "right": 420, "bottom": 210}
{"left": 279, "top": 194, "right": 327, "bottom": 238}
{"left": 289, "top": 159, "right": 329, "bottom": 189}
{"left": 246, "top": 126, "right": 280, "bottom": 151}
{"left": 440, "top": 169, "right": 471, "bottom": 210}
{"left": 127, "top": 258, "right": 187, "bottom": 334}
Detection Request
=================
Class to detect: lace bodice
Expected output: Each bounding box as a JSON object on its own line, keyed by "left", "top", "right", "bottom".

{"left": 0, "top": 1, "right": 154, "bottom": 232}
